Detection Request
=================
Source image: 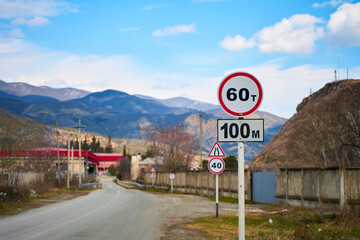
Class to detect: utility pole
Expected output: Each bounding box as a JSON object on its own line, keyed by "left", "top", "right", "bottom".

{"left": 67, "top": 133, "right": 72, "bottom": 189}
{"left": 199, "top": 111, "right": 203, "bottom": 167}
{"left": 71, "top": 146, "right": 74, "bottom": 181}
{"left": 56, "top": 121, "right": 60, "bottom": 186}
{"left": 76, "top": 118, "right": 83, "bottom": 188}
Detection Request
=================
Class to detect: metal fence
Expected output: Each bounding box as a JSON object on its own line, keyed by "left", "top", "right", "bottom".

{"left": 251, "top": 172, "right": 276, "bottom": 204}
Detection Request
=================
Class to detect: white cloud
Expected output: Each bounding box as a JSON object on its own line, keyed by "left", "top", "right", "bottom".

{"left": 219, "top": 35, "right": 255, "bottom": 51}
{"left": 326, "top": 2, "right": 360, "bottom": 46}
{"left": 153, "top": 23, "right": 196, "bottom": 37}
{"left": 0, "top": 34, "right": 24, "bottom": 53}
{"left": 220, "top": 14, "right": 324, "bottom": 54}
{"left": 12, "top": 16, "right": 50, "bottom": 26}
{"left": 8, "top": 28, "right": 25, "bottom": 38}
{"left": 0, "top": 0, "right": 78, "bottom": 19}
{"left": 313, "top": 0, "right": 349, "bottom": 8}
{"left": 257, "top": 14, "right": 324, "bottom": 54}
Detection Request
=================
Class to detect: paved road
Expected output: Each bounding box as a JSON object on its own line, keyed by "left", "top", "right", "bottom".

{"left": 0, "top": 178, "right": 163, "bottom": 240}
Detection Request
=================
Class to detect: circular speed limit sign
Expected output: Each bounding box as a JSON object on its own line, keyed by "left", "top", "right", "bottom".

{"left": 218, "top": 72, "right": 263, "bottom": 117}
{"left": 208, "top": 158, "right": 225, "bottom": 174}
{"left": 169, "top": 173, "right": 175, "bottom": 180}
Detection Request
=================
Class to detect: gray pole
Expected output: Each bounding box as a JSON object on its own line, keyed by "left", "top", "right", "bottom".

{"left": 56, "top": 121, "right": 60, "bottom": 185}
{"left": 199, "top": 111, "right": 202, "bottom": 166}
{"left": 78, "top": 118, "right": 82, "bottom": 188}
{"left": 238, "top": 142, "right": 245, "bottom": 240}
{"left": 71, "top": 146, "right": 74, "bottom": 181}
{"left": 216, "top": 174, "right": 219, "bottom": 217}
{"left": 67, "top": 134, "right": 71, "bottom": 189}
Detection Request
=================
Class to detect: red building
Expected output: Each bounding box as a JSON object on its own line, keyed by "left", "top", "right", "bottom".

{"left": 0, "top": 148, "right": 123, "bottom": 176}
{"left": 93, "top": 153, "right": 123, "bottom": 175}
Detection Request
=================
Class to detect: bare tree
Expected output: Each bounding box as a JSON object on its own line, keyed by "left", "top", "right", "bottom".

{"left": 0, "top": 109, "right": 55, "bottom": 190}
{"left": 144, "top": 123, "right": 197, "bottom": 172}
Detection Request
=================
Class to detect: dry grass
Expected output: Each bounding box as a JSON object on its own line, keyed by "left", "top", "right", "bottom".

{"left": 187, "top": 206, "right": 360, "bottom": 239}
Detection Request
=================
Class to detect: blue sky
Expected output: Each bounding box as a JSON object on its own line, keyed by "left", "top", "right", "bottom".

{"left": 0, "top": 0, "right": 359, "bottom": 118}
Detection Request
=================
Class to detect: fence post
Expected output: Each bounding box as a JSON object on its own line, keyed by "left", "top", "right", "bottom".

{"left": 195, "top": 171, "right": 197, "bottom": 194}
{"left": 339, "top": 167, "right": 346, "bottom": 208}
{"left": 229, "top": 170, "right": 232, "bottom": 197}
{"left": 246, "top": 170, "right": 252, "bottom": 201}
{"left": 301, "top": 169, "right": 304, "bottom": 206}
{"left": 318, "top": 169, "right": 322, "bottom": 207}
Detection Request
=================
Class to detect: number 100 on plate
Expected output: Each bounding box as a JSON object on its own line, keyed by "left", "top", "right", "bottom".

{"left": 217, "top": 119, "right": 264, "bottom": 142}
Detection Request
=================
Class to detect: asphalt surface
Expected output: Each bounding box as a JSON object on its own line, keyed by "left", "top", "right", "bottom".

{"left": 0, "top": 178, "right": 163, "bottom": 240}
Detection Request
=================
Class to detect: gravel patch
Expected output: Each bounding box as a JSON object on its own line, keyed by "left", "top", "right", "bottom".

{"left": 156, "top": 193, "right": 267, "bottom": 240}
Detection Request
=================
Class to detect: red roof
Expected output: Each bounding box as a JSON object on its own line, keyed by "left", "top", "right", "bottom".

{"left": 93, "top": 153, "right": 123, "bottom": 161}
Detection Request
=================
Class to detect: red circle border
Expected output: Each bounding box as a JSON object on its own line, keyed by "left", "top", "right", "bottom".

{"left": 208, "top": 158, "right": 225, "bottom": 175}
{"left": 218, "top": 72, "right": 263, "bottom": 117}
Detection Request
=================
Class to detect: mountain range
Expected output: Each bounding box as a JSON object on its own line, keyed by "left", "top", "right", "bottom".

{"left": 0, "top": 79, "right": 286, "bottom": 161}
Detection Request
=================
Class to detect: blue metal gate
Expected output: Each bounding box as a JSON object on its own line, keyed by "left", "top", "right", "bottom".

{"left": 251, "top": 172, "right": 276, "bottom": 204}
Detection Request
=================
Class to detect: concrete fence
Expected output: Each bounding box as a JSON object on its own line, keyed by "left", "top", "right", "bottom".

{"left": 144, "top": 170, "right": 252, "bottom": 200}
{"left": 275, "top": 167, "right": 360, "bottom": 209}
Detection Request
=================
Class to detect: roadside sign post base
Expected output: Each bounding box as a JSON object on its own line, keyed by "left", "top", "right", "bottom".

{"left": 169, "top": 173, "right": 175, "bottom": 193}
{"left": 216, "top": 174, "right": 219, "bottom": 218}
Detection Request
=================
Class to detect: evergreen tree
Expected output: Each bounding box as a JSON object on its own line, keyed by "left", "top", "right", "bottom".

{"left": 82, "top": 136, "right": 89, "bottom": 150}
{"left": 123, "top": 145, "right": 127, "bottom": 159}
{"left": 105, "top": 135, "right": 113, "bottom": 153}
{"left": 96, "top": 139, "right": 103, "bottom": 152}
{"left": 90, "top": 135, "right": 97, "bottom": 152}
{"left": 223, "top": 155, "right": 237, "bottom": 169}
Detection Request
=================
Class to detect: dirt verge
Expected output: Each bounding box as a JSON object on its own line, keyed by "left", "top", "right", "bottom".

{"left": 0, "top": 190, "right": 91, "bottom": 218}
{"left": 156, "top": 193, "right": 267, "bottom": 240}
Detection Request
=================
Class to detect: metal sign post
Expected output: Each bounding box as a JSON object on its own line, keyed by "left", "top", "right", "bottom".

{"left": 217, "top": 72, "right": 264, "bottom": 240}
{"left": 238, "top": 142, "right": 245, "bottom": 240}
{"left": 169, "top": 173, "right": 175, "bottom": 193}
{"left": 208, "top": 157, "right": 225, "bottom": 217}
{"left": 151, "top": 167, "right": 156, "bottom": 187}
{"left": 150, "top": 172, "right": 156, "bottom": 187}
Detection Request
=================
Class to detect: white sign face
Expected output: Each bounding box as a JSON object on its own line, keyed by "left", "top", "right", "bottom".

{"left": 151, "top": 167, "right": 156, "bottom": 173}
{"left": 208, "top": 142, "right": 226, "bottom": 157}
{"left": 150, "top": 172, "right": 156, "bottom": 178}
{"left": 217, "top": 119, "right": 264, "bottom": 142}
{"left": 208, "top": 158, "right": 225, "bottom": 174}
{"left": 218, "top": 72, "right": 263, "bottom": 117}
{"left": 169, "top": 173, "right": 175, "bottom": 180}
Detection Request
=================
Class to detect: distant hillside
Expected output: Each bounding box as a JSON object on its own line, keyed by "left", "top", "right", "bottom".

{"left": 0, "top": 79, "right": 90, "bottom": 101}
{"left": 0, "top": 81, "right": 286, "bottom": 161}
{"left": 135, "top": 95, "right": 218, "bottom": 112}
{"left": 251, "top": 79, "right": 360, "bottom": 170}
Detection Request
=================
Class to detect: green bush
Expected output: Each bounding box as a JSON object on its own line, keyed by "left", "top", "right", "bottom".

{"left": 117, "top": 172, "right": 122, "bottom": 180}
{"left": 108, "top": 165, "right": 117, "bottom": 176}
